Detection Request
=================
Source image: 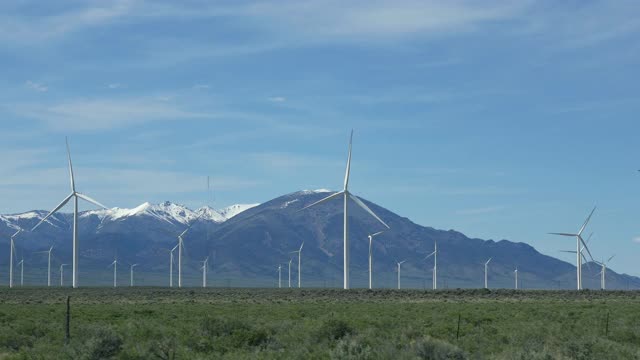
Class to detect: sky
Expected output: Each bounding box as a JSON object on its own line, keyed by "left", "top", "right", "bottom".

{"left": 1, "top": 0, "right": 640, "bottom": 275}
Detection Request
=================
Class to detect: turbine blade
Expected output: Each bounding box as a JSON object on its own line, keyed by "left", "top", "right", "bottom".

{"left": 76, "top": 193, "right": 108, "bottom": 210}
{"left": 31, "top": 193, "right": 73, "bottom": 231}
{"left": 66, "top": 137, "right": 75, "bottom": 192}
{"left": 301, "top": 191, "right": 343, "bottom": 210}
{"left": 578, "top": 235, "right": 595, "bottom": 262}
{"left": 299, "top": 242, "right": 304, "bottom": 251}
{"left": 549, "top": 232, "right": 578, "bottom": 237}
{"left": 425, "top": 251, "right": 436, "bottom": 259}
{"left": 371, "top": 231, "right": 385, "bottom": 238}
{"left": 559, "top": 250, "right": 577, "bottom": 253}
{"left": 343, "top": 130, "right": 353, "bottom": 191}
{"left": 577, "top": 206, "right": 596, "bottom": 236}
{"left": 608, "top": 255, "right": 615, "bottom": 263}
{"left": 486, "top": 258, "right": 492, "bottom": 265}
{"left": 350, "top": 194, "right": 390, "bottom": 229}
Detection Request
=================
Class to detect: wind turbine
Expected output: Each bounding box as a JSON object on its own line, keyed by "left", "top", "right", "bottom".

{"left": 288, "top": 258, "right": 293, "bottom": 288}
{"left": 549, "top": 207, "right": 596, "bottom": 290}
{"left": 596, "top": 255, "right": 615, "bottom": 290}
{"left": 169, "top": 244, "right": 178, "bottom": 287}
{"left": 514, "top": 267, "right": 518, "bottom": 290}
{"left": 18, "top": 258, "right": 24, "bottom": 287}
{"left": 367, "top": 231, "right": 385, "bottom": 289}
{"left": 31, "top": 138, "right": 108, "bottom": 288}
{"left": 201, "top": 257, "right": 209, "bottom": 288}
{"left": 60, "top": 264, "right": 69, "bottom": 286}
{"left": 425, "top": 241, "right": 437, "bottom": 290}
{"left": 176, "top": 214, "right": 205, "bottom": 288}
{"left": 109, "top": 258, "right": 119, "bottom": 288}
{"left": 130, "top": 264, "right": 139, "bottom": 287}
{"left": 8, "top": 229, "right": 22, "bottom": 288}
{"left": 484, "top": 258, "right": 492, "bottom": 289}
{"left": 302, "top": 130, "right": 390, "bottom": 289}
{"left": 290, "top": 242, "right": 304, "bottom": 288}
{"left": 396, "top": 260, "right": 407, "bottom": 289}
{"left": 35, "top": 246, "right": 54, "bottom": 287}
{"left": 277, "top": 264, "right": 282, "bottom": 289}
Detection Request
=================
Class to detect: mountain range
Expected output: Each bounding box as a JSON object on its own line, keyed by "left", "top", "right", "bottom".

{"left": 1, "top": 190, "right": 638, "bottom": 289}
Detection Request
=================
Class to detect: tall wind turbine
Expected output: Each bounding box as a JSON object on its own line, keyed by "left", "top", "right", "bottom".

{"left": 31, "top": 138, "right": 108, "bottom": 288}
{"left": 60, "top": 264, "right": 69, "bottom": 286}
{"left": 549, "top": 207, "right": 596, "bottom": 290}
{"left": 18, "top": 258, "right": 24, "bottom": 287}
{"left": 8, "top": 229, "right": 22, "bottom": 288}
{"left": 290, "top": 242, "right": 304, "bottom": 288}
{"left": 201, "top": 257, "right": 209, "bottom": 288}
{"left": 35, "top": 246, "right": 54, "bottom": 287}
{"left": 169, "top": 244, "right": 178, "bottom": 287}
{"left": 484, "top": 258, "right": 492, "bottom": 289}
{"left": 302, "top": 130, "right": 390, "bottom": 289}
{"left": 277, "top": 264, "right": 282, "bottom": 289}
{"left": 130, "top": 264, "right": 139, "bottom": 287}
{"left": 367, "top": 231, "right": 385, "bottom": 289}
{"left": 109, "top": 258, "right": 119, "bottom": 288}
{"left": 288, "top": 258, "right": 293, "bottom": 288}
{"left": 176, "top": 214, "right": 205, "bottom": 288}
{"left": 425, "top": 241, "right": 437, "bottom": 290}
{"left": 514, "top": 267, "right": 518, "bottom": 290}
{"left": 396, "top": 260, "right": 407, "bottom": 289}
{"left": 597, "top": 255, "right": 615, "bottom": 290}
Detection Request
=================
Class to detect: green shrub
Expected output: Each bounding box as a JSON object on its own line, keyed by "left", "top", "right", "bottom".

{"left": 413, "top": 336, "right": 468, "bottom": 360}
{"left": 73, "top": 325, "right": 123, "bottom": 360}
{"left": 318, "top": 319, "right": 355, "bottom": 342}
{"left": 330, "top": 335, "right": 372, "bottom": 360}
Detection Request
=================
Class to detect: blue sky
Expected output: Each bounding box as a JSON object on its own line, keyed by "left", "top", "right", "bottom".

{"left": 2, "top": 1, "right": 640, "bottom": 275}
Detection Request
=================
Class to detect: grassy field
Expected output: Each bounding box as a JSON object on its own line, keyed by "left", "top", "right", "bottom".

{"left": 0, "top": 288, "right": 639, "bottom": 359}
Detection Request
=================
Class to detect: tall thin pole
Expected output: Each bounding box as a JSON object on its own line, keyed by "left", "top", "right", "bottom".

{"left": 73, "top": 195, "right": 78, "bottom": 288}
{"left": 113, "top": 261, "right": 117, "bottom": 288}
{"left": 344, "top": 192, "right": 349, "bottom": 290}
{"left": 298, "top": 249, "right": 302, "bottom": 288}
{"left": 9, "top": 239, "right": 14, "bottom": 288}
{"left": 397, "top": 263, "right": 401, "bottom": 289}
{"left": 576, "top": 236, "right": 581, "bottom": 290}
{"left": 278, "top": 265, "right": 282, "bottom": 288}
{"left": 434, "top": 242, "right": 438, "bottom": 290}
{"left": 169, "top": 251, "right": 173, "bottom": 287}
{"left": 47, "top": 250, "right": 52, "bottom": 287}
{"left": 288, "top": 259, "right": 292, "bottom": 288}
{"left": 178, "top": 236, "right": 182, "bottom": 288}
{"left": 20, "top": 260, "right": 24, "bottom": 287}
{"left": 515, "top": 269, "right": 518, "bottom": 290}
{"left": 484, "top": 263, "right": 488, "bottom": 289}
{"left": 368, "top": 235, "right": 373, "bottom": 289}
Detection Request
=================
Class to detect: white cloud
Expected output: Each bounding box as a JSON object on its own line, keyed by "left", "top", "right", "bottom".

{"left": 9, "top": 97, "right": 212, "bottom": 131}
{"left": 632, "top": 237, "right": 640, "bottom": 244}
{"left": 107, "top": 83, "right": 123, "bottom": 89}
{"left": 268, "top": 96, "right": 286, "bottom": 103}
{"left": 24, "top": 80, "right": 48, "bottom": 92}
{"left": 192, "top": 84, "right": 210, "bottom": 90}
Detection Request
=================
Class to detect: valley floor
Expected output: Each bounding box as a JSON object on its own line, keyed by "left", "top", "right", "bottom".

{"left": 0, "top": 288, "right": 639, "bottom": 359}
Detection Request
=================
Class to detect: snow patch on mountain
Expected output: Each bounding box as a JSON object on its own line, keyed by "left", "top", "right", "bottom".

{"left": 218, "top": 204, "right": 259, "bottom": 219}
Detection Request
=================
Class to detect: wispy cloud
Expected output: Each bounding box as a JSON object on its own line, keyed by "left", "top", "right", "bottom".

{"left": 9, "top": 97, "right": 212, "bottom": 131}
{"left": 24, "top": 81, "right": 48, "bottom": 92}
{"left": 107, "top": 83, "right": 123, "bottom": 89}
{"left": 268, "top": 96, "right": 286, "bottom": 103}
{"left": 632, "top": 237, "right": 640, "bottom": 244}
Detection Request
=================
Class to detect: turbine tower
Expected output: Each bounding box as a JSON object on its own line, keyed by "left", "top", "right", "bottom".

{"left": 18, "top": 258, "right": 24, "bottom": 287}
{"left": 8, "top": 229, "right": 23, "bottom": 288}
{"left": 31, "top": 138, "right": 108, "bottom": 288}
{"left": 176, "top": 214, "right": 205, "bottom": 288}
{"left": 302, "top": 130, "right": 390, "bottom": 289}
{"left": 201, "top": 257, "right": 209, "bottom": 288}
{"left": 549, "top": 207, "right": 596, "bottom": 290}
{"left": 514, "top": 267, "right": 518, "bottom": 290}
{"left": 35, "top": 246, "right": 55, "bottom": 287}
{"left": 597, "top": 255, "right": 615, "bottom": 290}
{"left": 288, "top": 258, "right": 293, "bottom": 288}
{"left": 484, "top": 258, "right": 492, "bottom": 289}
{"left": 109, "top": 258, "right": 118, "bottom": 288}
{"left": 60, "top": 264, "right": 68, "bottom": 286}
{"left": 130, "top": 264, "right": 139, "bottom": 287}
{"left": 367, "top": 231, "right": 385, "bottom": 289}
{"left": 290, "top": 242, "right": 304, "bottom": 288}
{"left": 277, "top": 264, "right": 282, "bottom": 289}
{"left": 169, "top": 244, "right": 178, "bottom": 287}
{"left": 396, "top": 260, "right": 407, "bottom": 289}
{"left": 425, "top": 241, "right": 437, "bottom": 290}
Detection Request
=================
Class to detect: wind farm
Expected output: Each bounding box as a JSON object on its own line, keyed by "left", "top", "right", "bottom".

{"left": 2, "top": 0, "right": 640, "bottom": 358}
